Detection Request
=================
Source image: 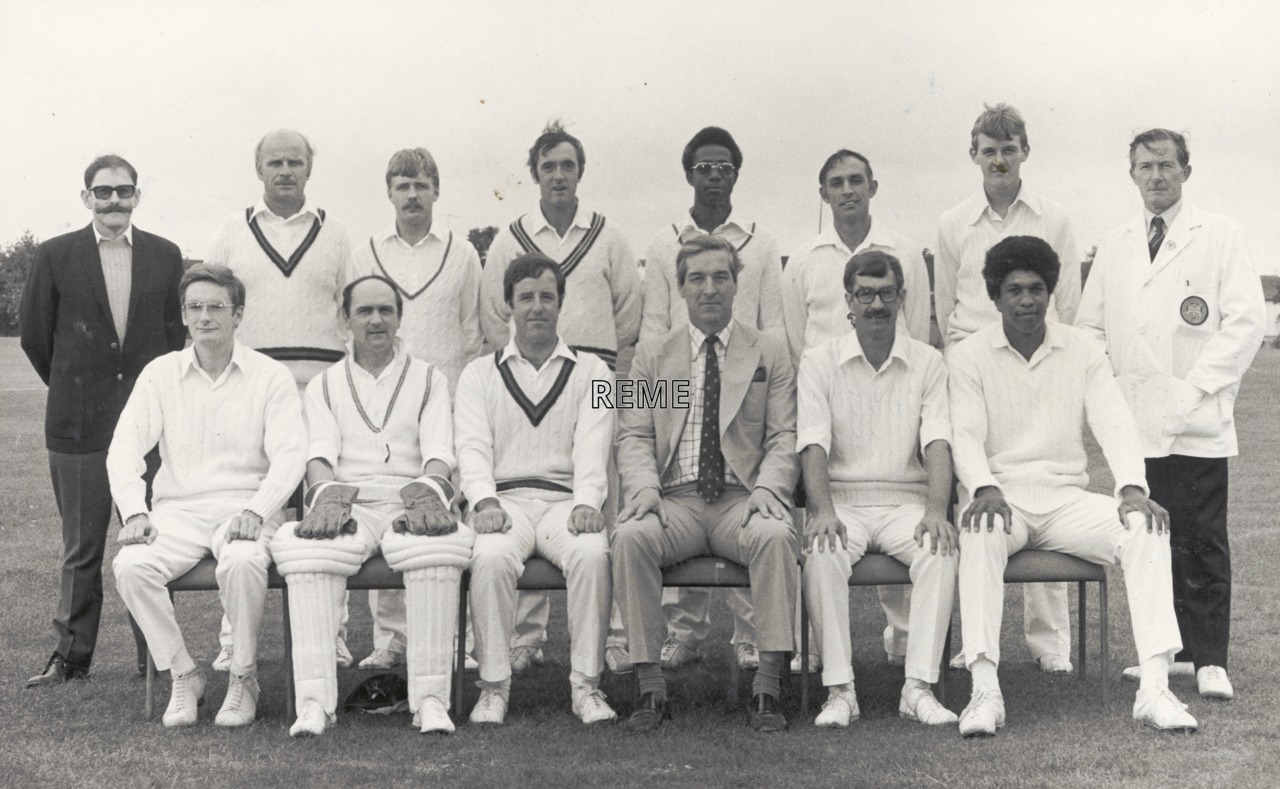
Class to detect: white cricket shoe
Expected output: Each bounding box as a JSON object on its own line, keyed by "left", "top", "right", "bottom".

{"left": 1134, "top": 686, "right": 1199, "bottom": 732}
{"left": 359, "top": 647, "right": 405, "bottom": 669}
{"left": 1122, "top": 660, "right": 1195, "bottom": 681}
{"left": 660, "top": 640, "right": 700, "bottom": 670}
{"left": 1197, "top": 666, "right": 1234, "bottom": 700}
{"left": 959, "top": 690, "right": 1005, "bottom": 737}
{"left": 335, "top": 637, "right": 353, "bottom": 669}
{"left": 886, "top": 652, "right": 906, "bottom": 667}
{"left": 415, "top": 696, "right": 455, "bottom": 734}
{"left": 163, "top": 668, "right": 206, "bottom": 728}
{"left": 464, "top": 653, "right": 480, "bottom": 672}
{"left": 212, "top": 645, "right": 233, "bottom": 672}
{"left": 814, "top": 685, "right": 859, "bottom": 728}
{"left": 900, "top": 686, "right": 959, "bottom": 725}
{"left": 789, "top": 653, "right": 822, "bottom": 674}
{"left": 509, "top": 646, "right": 544, "bottom": 673}
{"left": 735, "top": 643, "right": 760, "bottom": 670}
{"left": 289, "top": 699, "right": 334, "bottom": 737}
{"left": 572, "top": 688, "right": 618, "bottom": 725}
{"left": 469, "top": 688, "right": 508, "bottom": 725}
{"left": 1038, "top": 654, "right": 1074, "bottom": 674}
{"left": 949, "top": 653, "right": 967, "bottom": 670}
{"left": 214, "top": 672, "right": 260, "bottom": 727}
{"left": 606, "top": 645, "right": 633, "bottom": 675}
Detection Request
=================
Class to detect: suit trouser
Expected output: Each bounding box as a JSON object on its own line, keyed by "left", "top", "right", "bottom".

{"left": 1147, "top": 455, "right": 1230, "bottom": 669}
{"left": 470, "top": 490, "right": 611, "bottom": 686}
{"left": 803, "top": 503, "right": 956, "bottom": 686}
{"left": 271, "top": 502, "right": 473, "bottom": 716}
{"left": 48, "top": 448, "right": 150, "bottom": 671}
{"left": 959, "top": 491, "right": 1181, "bottom": 668}
{"left": 114, "top": 499, "right": 278, "bottom": 676}
{"left": 613, "top": 487, "right": 798, "bottom": 664}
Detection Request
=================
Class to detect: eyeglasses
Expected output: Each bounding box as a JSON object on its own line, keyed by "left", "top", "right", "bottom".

{"left": 89, "top": 185, "right": 137, "bottom": 200}
{"left": 182, "top": 302, "right": 232, "bottom": 315}
{"left": 690, "top": 162, "right": 736, "bottom": 177}
{"left": 852, "top": 287, "right": 901, "bottom": 304}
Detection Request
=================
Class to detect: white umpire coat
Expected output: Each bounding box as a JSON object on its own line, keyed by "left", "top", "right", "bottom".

{"left": 1076, "top": 201, "right": 1265, "bottom": 459}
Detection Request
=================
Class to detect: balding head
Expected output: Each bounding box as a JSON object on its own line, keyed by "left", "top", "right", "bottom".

{"left": 255, "top": 129, "right": 314, "bottom": 175}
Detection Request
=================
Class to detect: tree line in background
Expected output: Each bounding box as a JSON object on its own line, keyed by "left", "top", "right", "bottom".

{"left": 2, "top": 232, "right": 1277, "bottom": 340}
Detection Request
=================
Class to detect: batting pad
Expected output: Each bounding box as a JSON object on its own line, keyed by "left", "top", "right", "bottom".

{"left": 272, "top": 523, "right": 368, "bottom": 576}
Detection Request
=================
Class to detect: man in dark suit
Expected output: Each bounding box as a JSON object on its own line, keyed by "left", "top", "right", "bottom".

{"left": 613, "top": 233, "right": 799, "bottom": 733}
{"left": 20, "top": 154, "right": 185, "bottom": 686}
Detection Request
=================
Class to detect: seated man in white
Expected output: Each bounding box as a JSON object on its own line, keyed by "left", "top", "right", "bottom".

{"left": 270, "top": 275, "right": 474, "bottom": 736}
{"left": 110, "top": 264, "right": 306, "bottom": 728}
{"left": 949, "top": 235, "right": 1198, "bottom": 736}
{"left": 456, "top": 253, "right": 616, "bottom": 726}
{"left": 799, "top": 250, "right": 958, "bottom": 728}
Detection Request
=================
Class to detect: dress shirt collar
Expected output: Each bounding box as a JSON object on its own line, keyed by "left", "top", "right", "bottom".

{"left": 838, "top": 329, "right": 910, "bottom": 372}
{"left": 499, "top": 336, "right": 577, "bottom": 368}
{"left": 94, "top": 223, "right": 134, "bottom": 246}
{"left": 1143, "top": 199, "right": 1184, "bottom": 231}
{"left": 179, "top": 341, "right": 249, "bottom": 385}
{"left": 688, "top": 320, "right": 734, "bottom": 356}
{"left": 990, "top": 320, "right": 1067, "bottom": 367}
{"left": 345, "top": 338, "right": 407, "bottom": 383}
{"left": 964, "top": 183, "right": 1043, "bottom": 225}
{"left": 676, "top": 209, "right": 750, "bottom": 239}
{"left": 250, "top": 197, "right": 322, "bottom": 224}
{"left": 527, "top": 201, "right": 592, "bottom": 235}
{"left": 377, "top": 223, "right": 446, "bottom": 249}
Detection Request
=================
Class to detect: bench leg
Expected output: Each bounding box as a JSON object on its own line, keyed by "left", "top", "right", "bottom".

{"left": 282, "top": 585, "right": 294, "bottom": 717}
{"left": 145, "top": 651, "right": 155, "bottom": 720}
{"left": 1099, "top": 580, "right": 1108, "bottom": 707}
{"left": 938, "top": 621, "right": 951, "bottom": 707}
{"left": 1077, "top": 581, "right": 1087, "bottom": 684}
{"left": 455, "top": 573, "right": 468, "bottom": 716}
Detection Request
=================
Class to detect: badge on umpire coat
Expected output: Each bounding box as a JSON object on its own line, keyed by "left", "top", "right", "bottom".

{"left": 1180, "top": 296, "right": 1209, "bottom": 326}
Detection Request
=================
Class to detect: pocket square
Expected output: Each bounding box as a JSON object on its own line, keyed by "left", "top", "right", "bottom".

{"left": 751, "top": 367, "right": 767, "bottom": 382}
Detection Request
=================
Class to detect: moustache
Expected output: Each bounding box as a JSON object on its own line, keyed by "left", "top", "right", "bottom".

{"left": 403, "top": 201, "right": 422, "bottom": 210}
{"left": 864, "top": 309, "right": 892, "bottom": 320}
{"left": 97, "top": 206, "right": 132, "bottom": 214}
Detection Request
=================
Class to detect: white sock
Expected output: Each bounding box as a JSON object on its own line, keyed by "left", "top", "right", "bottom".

{"left": 903, "top": 677, "right": 929, "bottom": 693}
{"left": 405, "top": 565, "right": 462, "bottom": 712}
{"left": 970, "top": 657, "right": 1000, "bottom": 694}
{"left": 1138, "top": 655, "right": 1170, "bottom": 692}
{"left": 170, "top": 650, "right": 197, "bottom": 678}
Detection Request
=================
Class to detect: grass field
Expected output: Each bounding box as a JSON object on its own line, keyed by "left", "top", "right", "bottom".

{"left": 2, "top": 338, "right": 1278, "bottom": 788}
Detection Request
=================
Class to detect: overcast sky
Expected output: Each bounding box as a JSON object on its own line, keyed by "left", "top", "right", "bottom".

{"left": 3, "top": 0, "right": 1277, "bottom": 273}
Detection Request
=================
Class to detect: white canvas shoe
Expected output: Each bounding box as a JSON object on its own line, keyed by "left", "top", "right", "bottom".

{"left": 949, "top": 653, "right": 967, "bottom": 671}
{"left": 789, "top": 653, "right": 822, "bottom": 674}
{"left": 359, "top": 647, "right": 405, "bottom": 670}
{"left": 163, "top": 668, "right": 206, "bottom": 728}
{"left": 606, "top": 645, "right": 633, "bottom": 675}
{"left": 959, "top": 690, "right": 1005, "bottom": 737}
{"left": 735, "top": 643, "right": 760, "bottom": 670}
{"left": 289, "top": 699, "right": 334, "bottom": 737}
{"left": 1196, "top": 666, "right": 1234, "bottom": 700}
{"left": 1134, "top": 686, "right": 1198, "bottom": 731}
{"left": 900, "top": 686, "right": 959, "bottom": 725}
{"left": 660, "top": 640, "right": 699, "bottom": 669}
{"left": 214, "top": 672, "right": 260, "bottom": 727}
{"left": 509, "top": 646, "right": 544, "bottom": 673}
{"left": 572, "top": 687, "right": 618, "bottom": 725}
{"left": 212, "top": 645, "right": 233, "bottom": 672}
{"left": 335, "top": 638, "right": 353, "bottom": 669}
{"left": 415, "top": 696, "right": 455, "bottom": 734}
{"left": 814, "top": 686, "right": 859, "bottom": 728}
{"left": 1038, "top": 655, "right": 1074, "bottom": 675}
{"left": 464, "top": 653, "right": 480, "bottom": 672}
{"left": 469, "top": 688, "right": 509, "bottom": 725}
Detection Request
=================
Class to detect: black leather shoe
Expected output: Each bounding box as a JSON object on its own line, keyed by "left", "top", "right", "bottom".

{"left": 750, "top": 693, "right": 788, "bottom": 732}
{"left": 25, "top": 654, "right": 87, "bottom": 688}
{"left": 625, "top": 692, "right": 670, "bottom": 732}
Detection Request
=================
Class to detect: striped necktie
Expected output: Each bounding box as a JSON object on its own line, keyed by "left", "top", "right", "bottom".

{"left": 697, "top": 335, "right": 725, "bottom": 503}
{"left": 1148, "top": 216, "right": 1166, "bottom": 262}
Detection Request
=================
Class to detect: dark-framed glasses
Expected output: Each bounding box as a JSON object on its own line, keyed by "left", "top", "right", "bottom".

{"left": 89, "top": 185, "right": 136, "bottom": 200}
{"left": 182, "top": 301, "right": 232, "bottom": 315}
{"left": 852, "top": 286, "right": 901, "bottom": 304}
{"left": 690, "top": 162, "right": 736, "bottom": 176}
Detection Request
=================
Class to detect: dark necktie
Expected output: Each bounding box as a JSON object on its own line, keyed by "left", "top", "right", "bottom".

{"left": 1148, "top": 215, "right": 1166, "bottom": 262}
{"left": 697, "top": 335, "right": 725, "bottom": 503}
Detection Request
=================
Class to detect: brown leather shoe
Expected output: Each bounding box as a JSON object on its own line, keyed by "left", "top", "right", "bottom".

{"left": 750, "top": 693, "right": 788, "bottom": 732}
{"left": 25, "top": 654, "right": 87, "bottom": 688}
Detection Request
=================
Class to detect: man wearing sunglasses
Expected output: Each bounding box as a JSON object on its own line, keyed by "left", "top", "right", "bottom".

{"left": 637, "top": 126, "right": 785, "bottom": 674}
{"left": 20, "top": 154, "right": 186, "bottom": 687}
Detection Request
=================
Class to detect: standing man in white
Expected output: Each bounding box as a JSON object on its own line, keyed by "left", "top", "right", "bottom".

{"left": 783, "top": 149, "right": 934, "bottom": 672}
{"left": 271, "top": 275, "right": 474, "bottom": 736}
{"left": 1076, "top": 129, "right": 1265, "bottom": 701}
{"left": 935, "top": 104, "right": 1078, "bottom": 674}
{"left": 460, "top": 254, "right": 617, "bottom": 726}
{"left": 948, "top": 236, "right": 1196, "bottom": 736}
{"left": 480, "top": 122, "right": 641, "bottom": 676}
{"left": 799, "top": 250, "right": 958, "bottom": 729}
{"left": 346, "top": 147, "right": 484, "bottom": 671}
{"left": 110, "top": 264, "right": 306, "bottom": 728}
{"left": 204, "top": 129, "right": 359, "bottom": 671}
{"left": 639, "top": 126, "right": 785, "bottom": 672}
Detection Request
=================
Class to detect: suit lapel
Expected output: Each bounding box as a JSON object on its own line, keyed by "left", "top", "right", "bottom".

{"left": 1145, "top": 207, "right": 1198, "bottom": 281}
{"left": 75, "top": 225, "right": 115, "bottom": 338}
{"left": 719, "top": 320, "right": 761, "bottom": 436}
{"left": 657, "top": 331, "right": 691, "bottom": 474}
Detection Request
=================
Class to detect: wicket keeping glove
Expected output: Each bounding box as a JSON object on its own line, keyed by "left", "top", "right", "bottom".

{"left": 298, "top": 483, "right": 359, "bottom": 539}
{"left": 393, "top": 481, "right": 457, "bottom": 536}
